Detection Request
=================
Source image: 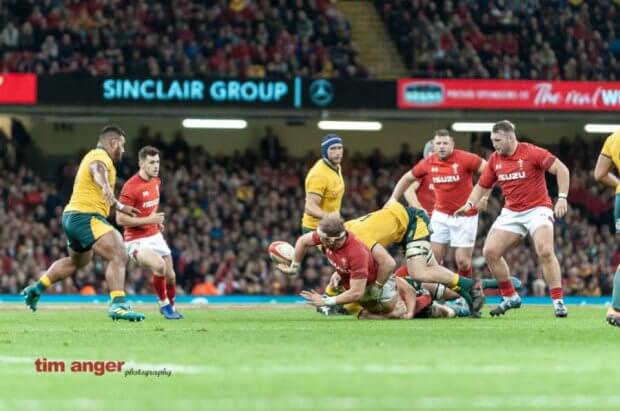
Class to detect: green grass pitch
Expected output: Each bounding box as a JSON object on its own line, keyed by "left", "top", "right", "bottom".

{"left": 0, "top": 304, "right": 618, "bottom": 411}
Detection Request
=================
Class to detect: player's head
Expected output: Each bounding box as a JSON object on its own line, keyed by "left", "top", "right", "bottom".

{"left": 138, "top": 145, "right": 160, "bottom": 179}
{"left": 98, "top": 125, "right": 126, "bottom": 162}
{"left": 432, "top": 129, "right": 454, "bottom": 160}
{"left": 318, "top": 213, "right": 346, "bottom": 250}
{"left": 491, "top": 120, "right": 517, "bottom": 156}
{"left": 321, "top": 134, "right": 343, "bottom": 165}
{"left": 422, "top": 140, "right": 434, "bottom": 159}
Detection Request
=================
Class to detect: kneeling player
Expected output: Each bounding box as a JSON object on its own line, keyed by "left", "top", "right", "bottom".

{"left": 280, "top": 215, "right": 403, "bottom": 315}
{"left": 117, "top": 146, "right": 183, "bottom": 319}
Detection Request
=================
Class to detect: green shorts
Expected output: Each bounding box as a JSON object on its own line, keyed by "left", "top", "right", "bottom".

{"left": 402, "top": 207, "right": 433, "bottom": 244}
{"left": 62, "top": 212, "right": 114, "bottom": 252}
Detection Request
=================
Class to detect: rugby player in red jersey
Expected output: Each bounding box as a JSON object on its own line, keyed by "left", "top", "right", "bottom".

{"left": 279, "top": 214, "right": 410, "bottom": 319}
{"left": 389, "top": 130, "right": 487, "bottom": 278}
{"left": 117, "top": 146, "right": 183, "bottom": 320}
{"left": 455, "top": 120, "right": 570, "bottom": 317}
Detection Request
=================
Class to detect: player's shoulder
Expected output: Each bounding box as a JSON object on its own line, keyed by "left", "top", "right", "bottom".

{"left": 84, "top": 148, "right": 113, "bottom": 165}
{"left": 453, "top": 149, "right": 479, "bottom": 161}
{"left": 122, "top": 173, "right": 142, "bottom": 190}
{"left": 604, "top": 131, "right": 620, "bottom": 146}
{"left": 306, "top": 159, "right": 325, "bottom": 175}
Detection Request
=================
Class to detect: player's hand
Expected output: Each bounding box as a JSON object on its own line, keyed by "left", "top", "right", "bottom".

{"left": 117, "top": 204, "right": 140, "bottom": 217}
{"left": 554, "top": 198, "right": 568, "bottom": 218}
{"left": 276, "top": 261, "right": 300, "bottom": 275}
{"left": 159, "top": 223, "right": 165, "bottom": 232}
{"left": 328, "top": 272, "right": 341, "bottom": 289}
{"left": 300, "top": 289, "right": 324, "bottom": 307}
{"left": 475, "top": 196, "right": 489, "bottom": 212}
{"left": 102, "top": 187, "right": 115, "bottom": 206}
{"left": 149, "top": 212, "right": 165, "bottom": 225}
{"left": 454, "top": 201, "right": 473, "bottom": 216}
{"left": 368, "top": 284, "right": 383, "bottom": 300}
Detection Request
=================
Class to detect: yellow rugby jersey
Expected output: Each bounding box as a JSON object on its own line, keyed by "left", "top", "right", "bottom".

{"left": 601, "top": 130, "right": 620, "bottom": 193}
{"left": 344, "top": 202, "right": 411, "bottom": 250}
{"left": 302, "top": 159, "right": 345, "bottom": 229}
{"left": 64, "top": 148, "right": 116, "bottom": 217}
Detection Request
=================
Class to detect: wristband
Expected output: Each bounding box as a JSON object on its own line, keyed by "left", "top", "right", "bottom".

{"left": 466, "top": 200, "right": 474, "bottom": 208}
{"left": 558, "top": 193, "right": 568, "bottom": 199}
{"left": 115, "top": 200, "right": 125, "bottom": 211}
{"left": 321, "top": 296, "right": 337, "bottom": 306}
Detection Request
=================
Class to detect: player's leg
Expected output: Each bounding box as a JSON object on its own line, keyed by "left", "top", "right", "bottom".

{"left": 163, "top": 256, "right": 183, "bottom": 319}
{"left": 92, "top": 226, "right": 145, "bottom": 322}
{"left": 531, "top": 224, "right": 567, "bottom": 317}
{"left": 429, "top": 212, "right": 450, "bottom": 265}
{"left": 451, "top": 214, "right": 479, "bottom": 278}
{"left": 607, "top": 196, "right": 620, "bottom": 326}
{"left": 483, "top": 228, "right": 523, "bottom": 316}
{"left": 454, "top": 247, "right": 474, "bottom": 278}
{"left": 22, "top": 250, "right": 92, "bottom": 312}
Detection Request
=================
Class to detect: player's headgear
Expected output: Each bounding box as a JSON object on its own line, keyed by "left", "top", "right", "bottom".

{"left": 321, "top": 134, "right": 343, "bottom": 160}
{"left": 423, "top": 140, "right": 434, "bottom": 158}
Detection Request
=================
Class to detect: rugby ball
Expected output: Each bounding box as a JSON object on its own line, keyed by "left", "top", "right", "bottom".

{"left": 268, "top": 241, "right": 295, "bottom": 265}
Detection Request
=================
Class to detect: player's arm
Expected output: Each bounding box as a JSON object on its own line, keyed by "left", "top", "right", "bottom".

{"left": 396, "top": 277, "right": 416, "bottom": 319}
{"left": 277, "top": 232, "right": 315, "bottom": 275}
{"left": 89, "top": 161, "right": 138, "bottom": 216}
{"left": 454, "top": 184, "right": 492, "bottom": 216}
{"left": 370, "top": 243, "right": 396, "bottom": 289}
{"left": 300, "top": 277, "right": 367, "bottom": 307}
{"left": 403, "top": 181, "right": 423, "bottom": 209}
{"left": 304, "top": 192, "right": 329, "bottom": 219}
{"left": 116, "top": 210, "right": 165, "bottom": 227}
{"left": 594, "top": 154, "right": 619, "bottom": 189}
{"left": 386, "top": 171, "right": 416, "bottom": 206}
{"left": 547, "top": 158, "right": 570, "bottom": 218}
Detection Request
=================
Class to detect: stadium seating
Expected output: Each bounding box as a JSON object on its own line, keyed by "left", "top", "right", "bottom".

{"left": 0, "top": 127, "right": 616, "bottom": 297}
{"left": 0, "top": 0, "right": 370, "bottom": 78}
{"left": 376, "top": 0, "right": 620, "bottom": 80}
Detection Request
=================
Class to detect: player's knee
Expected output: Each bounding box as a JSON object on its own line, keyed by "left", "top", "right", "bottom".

{"left": 535, "top": 245, "right": 554, "bottom": 261}
{"left": 455, "top": 258, "right": 471, "bottom": 271}
{"left": 111, "top": 249, "right": 128, "bottom": 266}
{"left": 152, "top": 259, "right": 166, "bottom": 276}
{"left": 482, "top": 245, "right": 501, "bottom": 262}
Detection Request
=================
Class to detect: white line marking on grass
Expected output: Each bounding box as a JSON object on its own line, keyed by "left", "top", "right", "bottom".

{"left": 2, "top": 396, "right": 620, "bottom": 411}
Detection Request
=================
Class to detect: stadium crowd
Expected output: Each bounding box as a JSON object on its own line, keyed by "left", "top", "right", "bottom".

{"left": 0, "top": 125, "right": 617, "bottom": 298}
{"left": 377, "top": 0, "right": 620, "bottom": 80}
{"left": 0, "top": 0, "right": 371, "bottom": 79}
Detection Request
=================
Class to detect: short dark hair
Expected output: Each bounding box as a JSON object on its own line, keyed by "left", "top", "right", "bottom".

{"left": 434, "top": 129, "right": 451, "bottom": 138}
{"left": 492, "top": 120, "right": 516, "bottom": 134}
{"left": 99, "top": 125, "right": 126, "bottom": 142}
{"left": 138, "top": 145, "right": 160, "bottom": 161}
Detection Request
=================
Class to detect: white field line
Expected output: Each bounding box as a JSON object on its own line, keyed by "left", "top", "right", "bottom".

{"left": 1, "top": 355, "right": 619, "bottom": 376}
{"left": 2, "top": 396, "right": 620, "bottom": 411}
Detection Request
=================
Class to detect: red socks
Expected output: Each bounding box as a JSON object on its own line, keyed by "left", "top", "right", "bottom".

{"left": 152, "top": 275, "right": 167, "bottom": 302}
{"left": 166, "top": 281, "right": 176, "bottom": 306}
{"left": 458, "top": 267, "right": 473, "bottom": 278}
{"left": 498, "top": 279, "right": 516, "bottom": 298}
{"left": 550, "top": 287, "right": 563, "bottom": 300}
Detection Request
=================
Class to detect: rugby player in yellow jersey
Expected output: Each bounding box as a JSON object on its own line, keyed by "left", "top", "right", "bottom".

{"left": 344, "top": 201, "right": 485, "bottom": 316}
{"left": 301, "top": 134, "right": 345, "bottom": 233}
{"left": 594, "top": 128, "right": 620, "bottom": 327}
{"left": 21, "top": 126, "right": 145, "bottom": 322}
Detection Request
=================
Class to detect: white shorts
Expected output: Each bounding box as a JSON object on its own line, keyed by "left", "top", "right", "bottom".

{"left": 125, "top": 232, "right": 171, "bottom": 260}
{"left": 490, "top": 206, "right": 554, "bottom": 238}
{"left": 430, "top": 211, "right": 479, "bottom": 248}
{"left": 362, "top": 275, "right": 397, "bottom": 303}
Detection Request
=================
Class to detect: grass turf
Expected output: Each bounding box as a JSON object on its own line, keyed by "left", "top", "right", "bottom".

{"left": 0, "top": 304, "right": 618, "bottom": 411}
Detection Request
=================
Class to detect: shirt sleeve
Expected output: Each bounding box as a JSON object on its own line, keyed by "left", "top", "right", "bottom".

{"left": 601, "top": 135, "right": 614, "bottom": 158}
{"left": 310, "top": 231, "right": 322, "bottom": 245}
{"left": 531, "top": 145, "right": 556, "bottom": 170}
{"left": 305, "top": 170, "right": 326, "bottom": 197}
{"left": 349, "top": 246, "right": 370, "bottom": 280}
{"left": 119, "top": 181, "right": 136, "bottom": 206}
{"left": 468, "top": 152, "right": 483, "bottom": 172}
{"left": 412, "top": 159, "right": 428, "bottom": 179}
{"left": 478, "top": 155, "right": 497, "bottom": 189}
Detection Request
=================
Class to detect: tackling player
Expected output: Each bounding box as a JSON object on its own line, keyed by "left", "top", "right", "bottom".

{"left": 455, "top": 120, "right": 570, "bottom": 317}
{"left": 21, "top": 126, "right": 144, "bottom": 321}
{"left": 593, "top": 128, "right": 620, "bottom": 327}
{"left": 117, "top": 146, "right": 183, "bottom": 320}
{"left": 389, "top": 129, "right": 487, "bottom": 278}
{"left": 301, "top": 134, "right": 345, "bottom": 232}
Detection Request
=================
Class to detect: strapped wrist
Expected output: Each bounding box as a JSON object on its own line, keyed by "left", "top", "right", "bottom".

{"left": 558, "top": 193, "right": 568, "bottom": 199}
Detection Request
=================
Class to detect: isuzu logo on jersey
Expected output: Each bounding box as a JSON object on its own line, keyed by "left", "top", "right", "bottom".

{"left": 432, "top": 175, "right": 461, "bottom": 184}
{"left": 497, "top": 172, "right": 526, "bottom": 181}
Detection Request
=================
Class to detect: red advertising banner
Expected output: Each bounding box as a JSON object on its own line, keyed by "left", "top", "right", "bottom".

{"left": 0, "top": 74, "right": 37, "bottom": 104}
{"left": 398, "top": 79, "right": 620, "bottom": 111}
